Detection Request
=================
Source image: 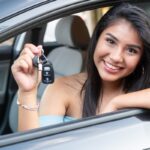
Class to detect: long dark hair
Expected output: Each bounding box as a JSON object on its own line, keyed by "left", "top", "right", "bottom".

{"left": 82, "top": 3, "right": 150, "bottom": 117}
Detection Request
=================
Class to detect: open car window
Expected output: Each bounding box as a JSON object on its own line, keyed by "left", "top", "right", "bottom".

{"left": 0, "top": 0, "right": 150, "bottom": 150}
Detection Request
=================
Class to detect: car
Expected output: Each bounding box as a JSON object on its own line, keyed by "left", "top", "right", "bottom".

{"left": 0, "top": 0, "right": 150, "bottom": 149}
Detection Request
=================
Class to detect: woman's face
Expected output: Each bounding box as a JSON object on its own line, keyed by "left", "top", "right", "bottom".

{"left": 94, "top": 19, "right": 143, "bottom": 83}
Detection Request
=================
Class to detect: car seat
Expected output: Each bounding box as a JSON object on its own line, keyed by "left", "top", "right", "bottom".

{"left": 9, "top": 15, "right": 90, "bottom": 132}
{"left": 37, "top": 15, "right": 90, "bottom": 99}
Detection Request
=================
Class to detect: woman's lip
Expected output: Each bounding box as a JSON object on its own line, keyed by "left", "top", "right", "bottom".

{"left": 103, "top": 60, "right": 123, "bottom": 73}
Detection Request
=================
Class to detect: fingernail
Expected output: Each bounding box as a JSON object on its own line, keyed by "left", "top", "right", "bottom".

{"left": 37, "top": 45, "right": 43, "bottom": 49}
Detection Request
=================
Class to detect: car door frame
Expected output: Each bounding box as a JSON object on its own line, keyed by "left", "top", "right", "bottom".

{"left": 0, "top": 0, "right": 150, "bottom": 149}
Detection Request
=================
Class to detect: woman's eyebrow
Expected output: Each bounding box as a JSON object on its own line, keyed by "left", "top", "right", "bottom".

{"left": 106, "top": 33, "right": 119, "bottom": 42}
{"left": 127, "top": 44, "right": 142, "bottom": 51}
{"left": 106, "top": 33, "right": 142, "bottom": 50}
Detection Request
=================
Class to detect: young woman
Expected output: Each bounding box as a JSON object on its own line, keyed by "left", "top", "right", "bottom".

{"left": 11, "top": 3, "right": 150, "bottom": 131}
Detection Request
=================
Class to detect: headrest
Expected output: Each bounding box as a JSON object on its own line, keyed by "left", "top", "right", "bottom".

{"left": 55, "top": 15, "right": 90, "bottom": 50}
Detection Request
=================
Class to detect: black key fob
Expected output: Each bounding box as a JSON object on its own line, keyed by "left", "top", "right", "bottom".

{"left": 42, "top": 62, "right": 54, "bottom": 84}
{"left": 32, "top": 56, "right": 39, "bottom": 67}
{"left": 32, "top": 49, "right": 55, "bottom": 84}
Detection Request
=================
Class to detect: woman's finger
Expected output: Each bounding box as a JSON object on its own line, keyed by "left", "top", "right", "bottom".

{"left": 24, "top": 43, "right": 42, "bottom": 56}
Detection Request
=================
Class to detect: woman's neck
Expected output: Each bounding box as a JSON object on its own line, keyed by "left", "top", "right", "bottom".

{"left": 102, "top": 80, "right": 123, "bottom": 93}
{"left": 97, "top": 80, "right": 124, "bottom": 114}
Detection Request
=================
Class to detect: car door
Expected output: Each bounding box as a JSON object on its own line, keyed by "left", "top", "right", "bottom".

{"left": 0, "top": 38, "right": 17, "bottom": 134}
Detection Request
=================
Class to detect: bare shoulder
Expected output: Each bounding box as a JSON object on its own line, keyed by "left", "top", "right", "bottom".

{"left": 60, "top": 72, "right": 87, "bottom": 89}
{"left": 40, "top": 73, "right": 87, "bottom": 116}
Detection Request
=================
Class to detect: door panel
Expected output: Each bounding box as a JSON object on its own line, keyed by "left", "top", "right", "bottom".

{"left": 0, "top": 61, "right": 10, "bottom": 104}
{"left": 0, "top": 42, "right": 14, "bottom": 133}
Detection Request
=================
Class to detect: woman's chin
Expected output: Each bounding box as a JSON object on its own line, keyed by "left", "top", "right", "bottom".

{"left": 99, "top": 73, "right": 122, "bottom": 83}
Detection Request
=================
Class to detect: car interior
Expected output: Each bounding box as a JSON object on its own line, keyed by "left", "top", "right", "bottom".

{"left": 8, "top": 15, "right": 90, "bottom": 132}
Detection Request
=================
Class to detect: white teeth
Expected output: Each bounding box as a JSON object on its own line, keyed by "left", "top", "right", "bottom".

{"left": 105, "top": 62, "right": 120, "bottom": 70}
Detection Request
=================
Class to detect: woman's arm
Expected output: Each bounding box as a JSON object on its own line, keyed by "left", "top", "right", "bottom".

{"left": 101, "top": 88, "right": 150, "bottom": 113}
{"left": 17, "top": 90, "right": 39, "bottom": 131}
{"left": 12, "top": 43, "right": 68, "bottom": 131}
{"left": 11, "top": 44, "right": 42, "bottom": 131}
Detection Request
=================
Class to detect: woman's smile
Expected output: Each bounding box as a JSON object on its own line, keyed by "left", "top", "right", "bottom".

{"left": 102, "top": 60, "right": 124, "bottom": 74}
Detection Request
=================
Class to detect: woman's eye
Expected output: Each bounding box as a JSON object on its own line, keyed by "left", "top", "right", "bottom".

{"left": 127, "top": 48, "right": 138, "bottom": 55}
{"left": 106, "top": 38, "right": 115, "bottom": 45}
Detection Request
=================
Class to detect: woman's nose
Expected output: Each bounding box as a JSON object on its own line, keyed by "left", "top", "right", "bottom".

{"left": 109, "top": 49, "right": 123, "bottom": 63}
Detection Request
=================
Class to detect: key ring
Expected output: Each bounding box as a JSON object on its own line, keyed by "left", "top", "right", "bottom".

{"left": 32, "top": 48, "right": 47, "bottom": 67}
{"left": 40, "top": 48, "right": 47, "bottom": 64}
{"left": 32, "top": 48, "right": 54, "bottom": 84}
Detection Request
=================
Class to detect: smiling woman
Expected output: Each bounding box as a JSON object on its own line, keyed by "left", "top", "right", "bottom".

{"left": 11, "top": 2, "right": 150, "bottom": 131}
{"left": 94, "top": 19, "right": 143, "bottom": 82}
{"left": 83, "top": 3, "right": 150, "bottom": 116}
{"left": 1, "top": 0, "right": 150, "bottom": 149}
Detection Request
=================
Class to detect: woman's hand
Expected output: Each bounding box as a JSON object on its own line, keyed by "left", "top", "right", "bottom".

{"left": 101, "top": 92, "right": 143, "bottom": 114}
{"left": 101, "top": 101, "right": 118, "bottom": 114}
{"left": 100, "top": 96, "right": 122, "bottom": 114}
{"left": 102, "top": 89, "right": 150, "bottom": 114}
{"left": 11, "top": 43, "right": 42, "bottom": 92}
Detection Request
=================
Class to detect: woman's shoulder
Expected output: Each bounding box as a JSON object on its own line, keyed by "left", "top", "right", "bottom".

{"left": 44, "top": 72, "right": 87, "bottom": 97}
{"left": 40, "top": 73, "right": 87, "bottom": 116}
{"left": 53, "top": 72, "right": 87, "bottom": 89}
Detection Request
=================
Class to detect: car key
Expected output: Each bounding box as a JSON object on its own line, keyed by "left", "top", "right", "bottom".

{"left": 42, "top": 62, "right": 54, "bottom": 84}
{"left": 32, "top": 48, "right": 47, "bottom": 67}
{"left": 32, "top": 56, "right": 39, "bottom": 67}
{"left": 32, "top": 48, "right": 55, "bottom": 84}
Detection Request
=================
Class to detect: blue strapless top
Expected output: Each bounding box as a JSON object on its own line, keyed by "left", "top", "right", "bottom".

{"left": 39, "top": 115, "right": 75, "bottom": 127}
